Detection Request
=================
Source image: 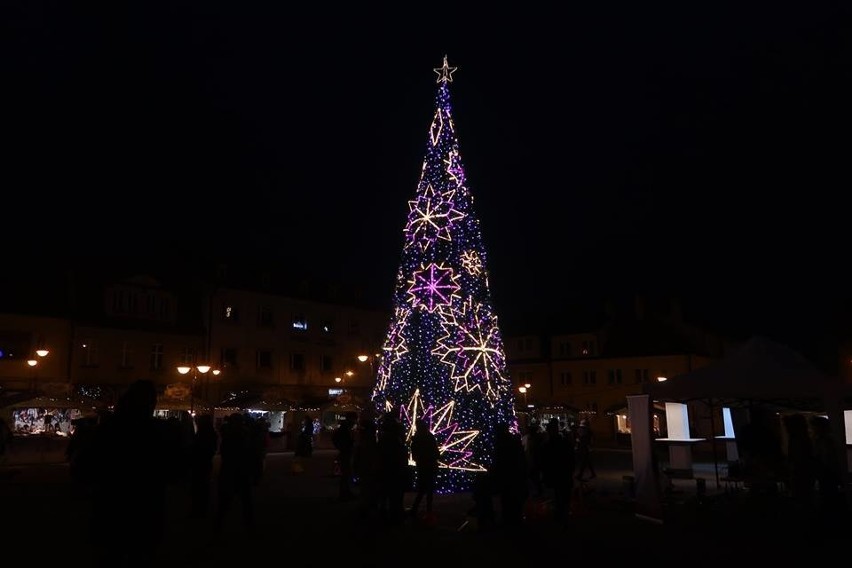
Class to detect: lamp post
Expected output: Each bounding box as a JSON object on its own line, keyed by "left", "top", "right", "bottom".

{"left": 177, "top": 364, "right": 215, "bottom": 415}
{"left": 357, "top": 352, "right": 379, "bottom": 387}
{"left": 518, "top": 385, "right": 530, "bottom": 408}
{"left": 26, "top": 347, "right": 49, "bottom": 393}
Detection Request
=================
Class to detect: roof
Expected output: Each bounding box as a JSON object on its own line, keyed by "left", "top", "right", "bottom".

{"left": 644, "top": 335, "right": 845, "bottom": 410}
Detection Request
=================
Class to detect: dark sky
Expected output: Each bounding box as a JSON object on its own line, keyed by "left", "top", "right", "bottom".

{"left": 5, "top": 3, "right": 852, "bottom": 361}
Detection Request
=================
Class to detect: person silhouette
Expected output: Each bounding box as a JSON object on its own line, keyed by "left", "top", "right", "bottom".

{"left": 88, "top": 379, "right": 172, "bottom": 568}
{"left": 408, "top": 418, "right": 440, "bottom": 519}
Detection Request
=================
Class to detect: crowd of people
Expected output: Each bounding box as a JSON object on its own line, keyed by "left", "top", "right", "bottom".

{"left": 54, "top": 378, "right": 850, "bottom": 566}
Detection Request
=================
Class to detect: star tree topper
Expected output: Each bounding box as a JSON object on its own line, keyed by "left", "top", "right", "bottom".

{"left": 433, "top": 55, "right": 458, "bottom": 84}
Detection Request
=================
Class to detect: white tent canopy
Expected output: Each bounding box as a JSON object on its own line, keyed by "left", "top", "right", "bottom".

{"left": 644, "top": 336, "right": 839, "bottom": 410}
{"left": 630, "top": 335, "right": 851, "bottom": 522}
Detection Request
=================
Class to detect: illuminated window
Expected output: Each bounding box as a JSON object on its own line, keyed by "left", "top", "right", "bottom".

{"left": 292, "top": 314, "right": 308, "bottom": 331}
{"left": 222, "top": 304, "right": 239, "bottom": 322}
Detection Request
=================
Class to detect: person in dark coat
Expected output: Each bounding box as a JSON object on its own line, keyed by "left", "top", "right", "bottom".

{"left": 409, "top": 418, "right": 440, "bottom": 518}
{"left": 491, "top": 422, "right": 528, "bottom": 526}
{"left": 190, "top": 414, "right": 218, "bottom": 517}
{"left": 541, "top": 418, "right": 575, "bottom": 523}
{"left": 88, "top": 379, "right": 172, "bottom": 567}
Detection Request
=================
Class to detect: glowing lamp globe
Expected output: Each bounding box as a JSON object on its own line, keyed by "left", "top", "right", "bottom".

{"left": 177, "top": 366, "right": 191, "bottom": 375}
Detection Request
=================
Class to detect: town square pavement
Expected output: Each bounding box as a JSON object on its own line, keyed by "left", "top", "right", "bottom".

{"left": 0, "top": 448, "right": 847, "bottom": 566}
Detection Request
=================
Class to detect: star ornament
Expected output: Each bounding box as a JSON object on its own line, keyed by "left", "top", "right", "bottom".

{"left": 433, "top": 55, "right": 458, "bottom": 84}
{"left": 402, "top": 389, "right": 484, "bottom": 472}
{"left": 407, "top": 262, "right": 461, "bottom": 312}
{"left": 433, "top": 298, "right": 509, "bottom": 405}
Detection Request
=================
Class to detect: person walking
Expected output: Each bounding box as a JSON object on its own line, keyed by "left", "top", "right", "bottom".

{"left": 575, "top": 419, "right": 596, "bottom": 481}
{"left": 333, "top": 412, "right": 357, "bottom": 501}
{"left": 408, "top": 418, "right": 440, "bottom": 519}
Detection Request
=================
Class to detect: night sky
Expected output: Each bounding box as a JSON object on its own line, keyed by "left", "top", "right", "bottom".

{"left": 5, "top": 3, "right": 852, "bottom": 363}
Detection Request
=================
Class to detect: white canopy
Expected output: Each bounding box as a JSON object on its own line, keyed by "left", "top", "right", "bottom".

{"left": 644, "top": 336, "right": 841, "bottom": 410}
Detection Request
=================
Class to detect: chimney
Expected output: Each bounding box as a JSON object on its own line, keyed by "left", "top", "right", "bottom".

{"left": 634, "top": 294, "right": 645, "bottom": 320}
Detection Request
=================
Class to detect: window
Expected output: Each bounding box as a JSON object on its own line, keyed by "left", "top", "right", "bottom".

{"left": 321, "top": 355, "right": 334, "bottom": 373}
{"left": 292, "top": 313, "right": 308, "bottom": 331}
{"left": 221, "top": 348, "right": 238, "bottom": 368}
{"left": 0, "top": 331, "right": 29, "bottom": 360}
{"left": 258, "top": 306, "right": 274, "bottom": 327}
{"left": 82, "top": 340, "right": 99, "bottom": 367}
{"left": 150, "top": 343, "right": 163, "bottom": 371}
{"left": 559, "top": 371, "right": 572, "bottom": 386}
{"left": 160, "top": 298, "right": 170, "bottom": 319}
{"left": 222, "top": 304, "right": 239, "bottom": 322}
{"left": 120, "top": 342, "right": 133, "bottom": 368}
{"left": 558, "top": 341, "right": 572, "bottom": 357}
{"left": 348, "top": 319, "right": 360, "bottom": 336}
{"left": 290, "top": 352, "right": 305, "bottom": 372}
{"left": 583, "top": 370, "right": 596, "bottom": 385}
{"left": 581, "top": 340, "right": 596, "bottom": 356}
{"left": 181, "top": 347, "right": 194, "bottom": 365}
{"left": 257, "top": 350, "right": 273, "bottom": 369}
{"left": 607, "top": 369, "right": 622, "bottom": 385}
{"left": 635, "top": 369, "right": 649, "bottom": 384}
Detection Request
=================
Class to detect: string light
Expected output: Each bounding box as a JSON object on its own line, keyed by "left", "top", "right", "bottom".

{"left": 372, "top": 58, "right": 516, "bottom": 492}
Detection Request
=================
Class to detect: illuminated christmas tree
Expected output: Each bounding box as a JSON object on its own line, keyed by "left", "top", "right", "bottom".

{"left": 371, "top": 56, "right": 517, "bottom": 493}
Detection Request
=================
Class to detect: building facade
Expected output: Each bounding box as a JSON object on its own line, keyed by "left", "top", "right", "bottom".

{"left": 504, "top": 297, "right": 725, "bottom": 447}
{"left": 0, "top": 263, "right": 390, "bottom": 434}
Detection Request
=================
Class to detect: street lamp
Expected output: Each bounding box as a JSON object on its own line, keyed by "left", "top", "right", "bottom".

{"left": 518, "top": 385, "right": 531, "bottom": 408}
{"left": 357, "top": 352, "right": 380, "bottom": 383}
{"left": 26, "top": 347, "right": 49, "bottom": 392}
{"left": 177, "top": 364, "right": 220, "bottom": 415}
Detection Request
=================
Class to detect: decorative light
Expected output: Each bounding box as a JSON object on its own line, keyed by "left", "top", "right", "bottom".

{"left": 196, "top": 365, "right": 211, "bottom": 374}
{"left": 334, "top": 377, "right": 342, "bottom": 383}
{"left": 371, "top": 58, "right": 516, "bottom": 493}
{"left": 212, "top": 369, "right": 221, "bottom": 376}
{"left": 27, "top": 359, "right": 37, "bottom": 367}
{"left": 358, "top": 355, "right": 369, "bottom": 362}
{"left": 432, "top": 54, "right": 458, "bottom": 84}
{"left": 177, "top": 366, "right": 191, "bottom": 375}
{"left": 657, "top": 376, "right": 668, "bottom": 382}
{"left": 36, "top": 349, "right": 49, "bottom": 357}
